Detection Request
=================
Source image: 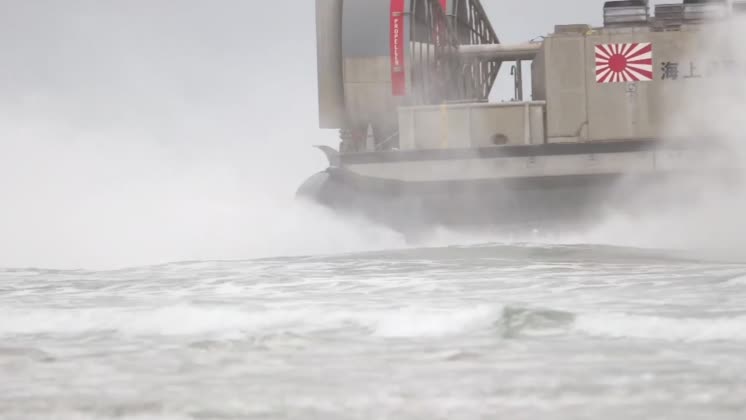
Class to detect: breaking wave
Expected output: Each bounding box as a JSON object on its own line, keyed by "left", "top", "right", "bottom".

{"left": 0, "top": 304, "right": 566, "bottom": 339}
{"left": 3, "top": 303, "right": 744, "bottom": 343}
{"left": 574, "top": 313, "right": 746, "bottom": 342}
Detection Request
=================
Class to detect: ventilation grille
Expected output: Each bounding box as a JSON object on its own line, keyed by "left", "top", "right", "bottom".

{"left": 734, "top": 1, "right": 746, "bottom": 14}
{"left": 654, "top": 3, "right": 684, "bottom": 27}
{"left": 603, "top": 0, "right": 650, "bottom": 26}
{"left": 682, "top": 0, "right": 729, "bottom": 22}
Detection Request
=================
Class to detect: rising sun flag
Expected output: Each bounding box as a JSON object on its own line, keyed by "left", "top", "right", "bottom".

{"left": 595, "top": 43, "right": 654, "bottom": 83}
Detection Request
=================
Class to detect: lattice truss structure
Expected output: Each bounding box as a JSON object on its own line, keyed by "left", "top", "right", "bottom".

{"left": 407, "top": 0, "right": 501, "bottom": 104}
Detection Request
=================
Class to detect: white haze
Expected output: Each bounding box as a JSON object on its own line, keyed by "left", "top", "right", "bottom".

{"left": 0, "top": 0, "right": 604, "bottom": 269}
{"left": 0, "top": 1, "right": 410, "bottom": 269}
{"left": 1, "top": 1, "right": 744, "bottom": 268}
{"left": 585, "top": 13, "right": 746, "bottom": 260}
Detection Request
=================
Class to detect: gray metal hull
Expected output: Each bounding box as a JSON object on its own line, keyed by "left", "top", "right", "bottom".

{"left": 297, "top": 163, "right": 738, "bottom": 237}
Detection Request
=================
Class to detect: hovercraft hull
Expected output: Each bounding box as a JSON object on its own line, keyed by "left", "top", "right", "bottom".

{"left": 297, "top": 140, "right": 740, "bottom": 236}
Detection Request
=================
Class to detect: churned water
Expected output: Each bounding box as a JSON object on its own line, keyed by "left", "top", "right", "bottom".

{"left": 2, "top": 1, "right": 746, "bottom": 419}
{"left": 1, "top": 243, "right": 745, "bottom": 420}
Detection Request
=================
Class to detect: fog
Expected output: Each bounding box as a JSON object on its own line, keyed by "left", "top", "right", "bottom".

{"left": 0, "top": 1, "right": 404, "bottom": 269}
{"left": 585, "top": 12, "right": 746, "bottom": 260}
{"left": 0, "top": 1, "right": 743, "bottom": 268}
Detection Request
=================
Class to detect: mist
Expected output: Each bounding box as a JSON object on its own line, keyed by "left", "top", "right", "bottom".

{"left": 2, "top": 1, "right": 743, "bottom": 269}
{"left": 0, "top": 0, "right": 609, "bottom": 269}
{"left": 586, "top": 12, "right": 746, "bottom": 259}
{"left": 0, "top": 1, "right": 410, "bottom": 269}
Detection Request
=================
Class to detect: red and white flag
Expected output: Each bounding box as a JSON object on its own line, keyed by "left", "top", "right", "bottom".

{"left": 595, "top": 43, "right": 653, "bottom": 83}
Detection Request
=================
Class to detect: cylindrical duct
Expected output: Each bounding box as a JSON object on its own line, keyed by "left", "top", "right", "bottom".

{"left": 315, "top": 0, "right": 346, "bottom": 129}
{"left": 458, "top": 42, "right": 542, "bottom": 61}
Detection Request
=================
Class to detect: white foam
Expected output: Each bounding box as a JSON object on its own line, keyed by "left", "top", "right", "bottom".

{"left": 7, "top": 303, "right": 746, "bottom": 343}
{"left": 575, "top": 313, "right": 746, "bottom": 342}
{"left": 7, "top": 413, "right": 192, "bottom": 420}
{"left": 0, "top": 304, "right": 502, "bottom": 339}
{"left": 369, "top": 305, "right": 501, "bottom": 338}
{"left": 727, "top": 275, "right": 746, "bottom": 285}
{"left": 0, "top": 0, "right": 409, "bottom": 271}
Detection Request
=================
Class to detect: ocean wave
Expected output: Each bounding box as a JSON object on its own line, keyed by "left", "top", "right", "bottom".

{"left": 726, "top": 275, "right": 746, "bottom": 285}
{"left": 0, "top": 304, "right": 568, "bottom": 339}
{"left": 575, "top": 313, "right": 746, "bottom": 342}
{"left": 3, "top": 303, "right": 744, "bottom": 343}
{"left": 369, "top": 305, "right": 502, "bottom": 338}
{"left": 311, "top": 242, "right": 724, "bottom": 266}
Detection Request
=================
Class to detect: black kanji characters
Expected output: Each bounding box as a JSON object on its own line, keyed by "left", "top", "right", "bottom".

{"left": 684, "top": 62, "right": 702, "bottom": 79}
{"left": 661, "top": 61, "right": 679, "bottom": 80}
